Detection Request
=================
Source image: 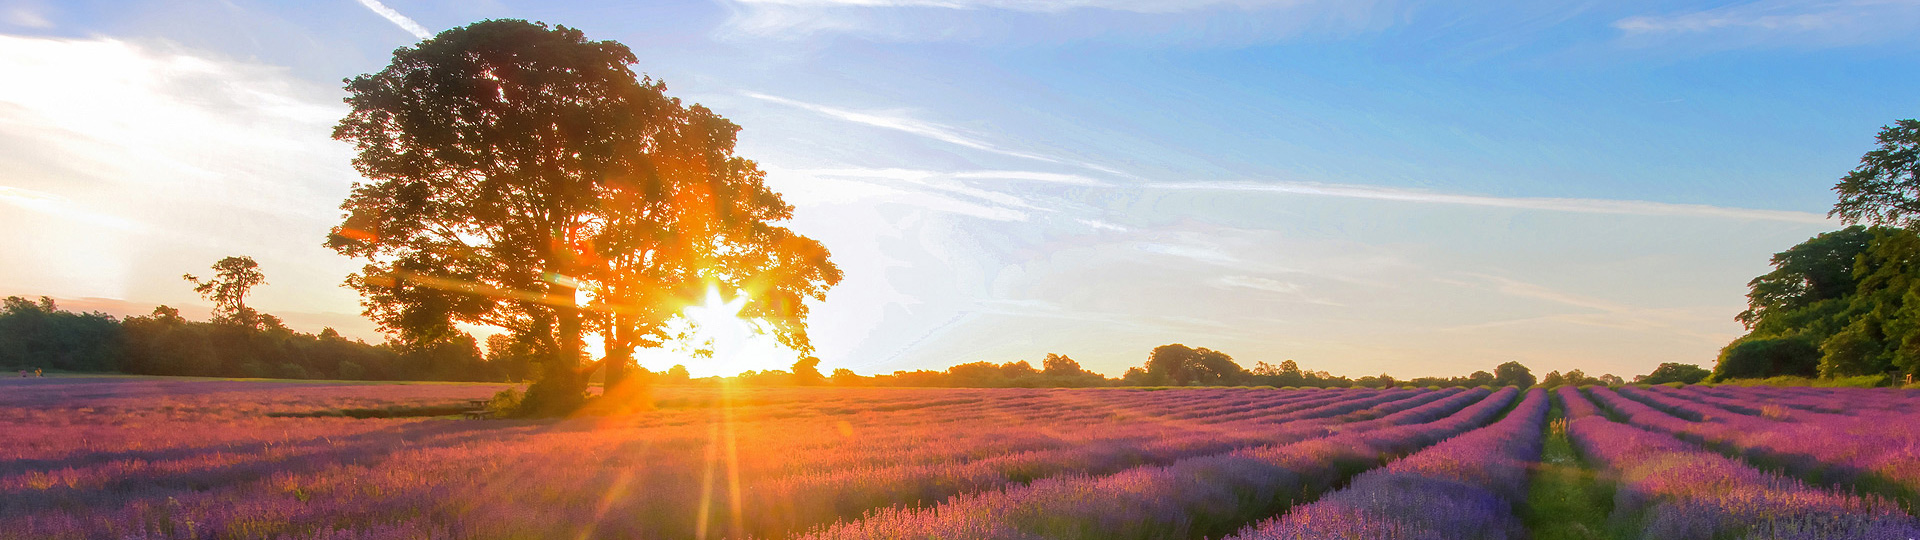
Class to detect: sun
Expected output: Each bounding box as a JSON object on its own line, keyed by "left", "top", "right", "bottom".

{"left": 680, "top": 286, "right": 759, "bottom": 371}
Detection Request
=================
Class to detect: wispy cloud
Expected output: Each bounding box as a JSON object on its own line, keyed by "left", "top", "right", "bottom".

{"left": 730, "top": 0, "right": 1315, "bottom": 13}
{"left": 764, "top": 166, "right": 1036, "bottom": 221}
{"left": 1218, "top": 275, "right": 1301, "bottom": 294}
{"left": 719, "top": 0, "right": 1398, "bottom": 47}
{"left": 5, "top": 6, "right": 51, "bottom": 28}
{"left": 1148, "top": 180, "right": 1833, "bottom": 223}
{"left": 742, "top": 91, "right": 1130, "bottom": 177}
{"left": 1133, "top": 243, "right": 1239, "bottom": 265}
{"left": 950, "top": 170, "right": 1106, "bottom": 186}
{"left": 1613, "top": 0, "right": 1920, "bottom": 46}
{"left": 1443, "top": 274, "right": 1730, "bottom": 341}
{"left": 0, "top": 186, "right": 146, "bottom": 232}
{"left": 353, "top": 0, "right": 432, "bottom": 40}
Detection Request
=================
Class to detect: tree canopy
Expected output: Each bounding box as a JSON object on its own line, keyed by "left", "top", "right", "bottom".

{"left": 1137, "top": 344, "right": 1248, "bottom": 386}
{"left": 1637, "top": 363, "right": 1711, "bottom": 385}
{"left": 328, "top": 20, "right": 838, "bottom": 415}
{"left": 1492, "top": 361, "right": 1535, "bottom": 388}
{"left": 1714, "top": 119, "right": 1920, "bottom": 382}
{"left": 1831, "top": 119, "right": 1920, "bottom": 227}
{"left": 183, "top": 256, "right": 270, "bottom": 328}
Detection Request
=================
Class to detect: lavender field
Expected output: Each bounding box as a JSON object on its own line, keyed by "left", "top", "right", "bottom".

{"left": 6, "top": 377, "right": 1920, "bottom": 540}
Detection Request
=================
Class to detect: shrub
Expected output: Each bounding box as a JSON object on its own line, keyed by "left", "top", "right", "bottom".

{"left": 487, "top": 387, "right": 526, "bottom": 417}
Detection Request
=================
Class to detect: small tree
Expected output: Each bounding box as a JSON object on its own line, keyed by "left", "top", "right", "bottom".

{"left": 792, "top": 357, "right": 824, "bottom": 386}
{"left": 1637, "top": 362, "right": 1710, "bottom": 385}
{"left": 1492, "top": 361, "right": 1535, "bottom": 388}
{"left": 183, "top": 256, "right": 267, "bottom": 328}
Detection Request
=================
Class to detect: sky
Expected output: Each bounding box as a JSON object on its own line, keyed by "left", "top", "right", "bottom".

{"left": 0, "top": 0, "right": 1914, "bottom": 379}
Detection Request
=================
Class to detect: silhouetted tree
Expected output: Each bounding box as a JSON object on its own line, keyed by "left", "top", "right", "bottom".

{"left": 1492, "top": 361, "right": 1535, "bottom": 388}
{"left": 0, "top": 297, "right": 120, "bottom": 372}
{"left": 329, "top": 20, "right": 836, "bottom": 415}
{"left": 1638, "top": 362, "right": 1711, "bottom": 385}
{"left": 1714, "top": 337, "right": 1820, "bottom": 380}
{"left": 792, "top": 357, "right": 824, "bottom": 386}
{"left": 1121, "top": 366, "right": 1160, "bottom": 386}
{"left": 1467, "top": 370, "right": 1495, "bottom": 386}
{"left": 184, "top": 256, "right": 270, "bottom": 329}
{"left": 1142, "top": 344, "right": 1247, "bottom": 386}
{"left": 829, "top": 367, "right": 864, "bottom": 386}
{"left": 1041, "top": 353, "right": 1082, "bottom": 377}
{"left": 1539, "top": 371, "right": 1566, "bottom": 388}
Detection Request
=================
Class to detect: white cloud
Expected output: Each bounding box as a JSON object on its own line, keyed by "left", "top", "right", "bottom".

{"left": 0, "top": 34, "right": 373, "bottom": 335}
{"left": 1147, "top": 180, "right": 1834, "bottom": 223}
{"left": 354, "top": 0, "right": 433, "bottom": 40}
{"left": 1218, "top": 275, "right": 1300, "bottom": 294}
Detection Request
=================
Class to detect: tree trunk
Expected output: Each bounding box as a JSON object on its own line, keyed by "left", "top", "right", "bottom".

{"left": 603, "top": 315, "right": 632, "bottom": 392}
{"left": 522, "top": 295, "right": 588, "bottom": 416}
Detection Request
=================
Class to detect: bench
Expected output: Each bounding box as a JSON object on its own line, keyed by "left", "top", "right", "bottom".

{"left": 461, "top": 399, "right": 492, "bottom": 419}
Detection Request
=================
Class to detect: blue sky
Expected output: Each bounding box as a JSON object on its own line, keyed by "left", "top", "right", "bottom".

{"left": 0, "top": 0, "right": 1914, "bottom": 378}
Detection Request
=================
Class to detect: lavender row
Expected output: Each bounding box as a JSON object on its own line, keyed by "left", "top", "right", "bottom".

{"left": 1558, "top": 387, "right": 1920, "bottom": 540}
{"left": 793, "top": 387, "right": 1516, "bottom": 540}
{"left": 2, "top": 389, "right": 1439, "bottom": 540}
{"left": 1226, "top": 388, "right": 1548, "bottom": 540}
{"left": 1682, "top": 385, "right": 1920, "bottom": 416}
{"left": 727, "top": 388, "right": 1456, "bottom": 537}
{"left": 1604, "top": 385, "right": 1920, "bottom": 501}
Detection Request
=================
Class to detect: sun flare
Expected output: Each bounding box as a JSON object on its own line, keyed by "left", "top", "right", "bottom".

{"left": 681, "top": 287, "right": 758, "bottom": 371}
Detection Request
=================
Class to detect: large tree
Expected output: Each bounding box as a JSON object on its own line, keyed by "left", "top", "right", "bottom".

{"left": 587, "top": 98, "right": 840, "bottom": 393}
{"left": 1144, "top": 344, "right": 1248, "bottom": 386}
{"left": 328, "top": 20, "right": 836, "bottom": 415}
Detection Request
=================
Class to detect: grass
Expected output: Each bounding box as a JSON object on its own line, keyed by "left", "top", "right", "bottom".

{"left": 1524, "top": 405, "right": 1615, "bottom": 540}
{"left": 1709, "top": 374, "right": 1890, "bottom": 388}
{"left": 265, "top": 403, "right": 477, "bottom": 418}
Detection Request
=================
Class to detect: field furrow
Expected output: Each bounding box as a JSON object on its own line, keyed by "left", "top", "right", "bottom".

{"left": 1225, "top": 387, "right": 1547, "bottom": 539}
{"left": 1558, "top": 387, "right": 1920, "bottom": 539}
{"left": 791, "top": 387, "right": 1515, "bottom": 540}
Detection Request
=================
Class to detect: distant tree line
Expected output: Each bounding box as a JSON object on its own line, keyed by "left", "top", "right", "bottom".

{"left": 1, "top": 275, "right": 1696, "bottom": 390}
{"left": 656, "top": 344, "right": 1681, "bottom": 390}
{"left": 7, "top": 272, "right": 1704, "bottom": 388}
{"left": 0, "top": 295, "right": 508, "bottom": 381}
{"left": 0, "top": 256, "right": 513, "bottom": 382}
{"left": 2, "top": 261, "right": 1698, "bottom": 390}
